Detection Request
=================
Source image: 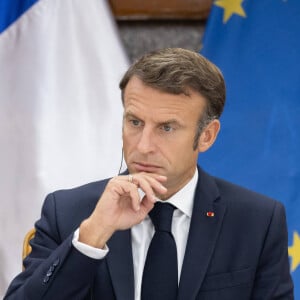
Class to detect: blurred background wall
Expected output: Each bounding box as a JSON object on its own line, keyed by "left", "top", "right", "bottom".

{"left": 117, "top": 20, "right": 205, "bottom": 62}
{"left": 108, "top": 0, "right": 210, "bottom": 61}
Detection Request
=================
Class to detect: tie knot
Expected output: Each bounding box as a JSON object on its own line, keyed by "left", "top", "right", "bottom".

{"left": 149, "top": 202, "right": 176, "bottom": 233}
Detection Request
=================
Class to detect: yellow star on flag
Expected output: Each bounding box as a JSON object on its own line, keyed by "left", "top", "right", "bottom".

{"left": 288, "top": 231, "right": 300, "bottom": 272}
{"left": 215, "top": 0, "right": 246, "bottom": 23}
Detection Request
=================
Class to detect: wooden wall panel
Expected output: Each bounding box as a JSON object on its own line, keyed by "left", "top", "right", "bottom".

{"left": 108, "top": 0, "right": 212, "bottom": 20}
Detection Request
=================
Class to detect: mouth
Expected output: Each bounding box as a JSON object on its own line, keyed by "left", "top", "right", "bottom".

{"left": 132, "top": 162, "right": 161, "bottom": 173}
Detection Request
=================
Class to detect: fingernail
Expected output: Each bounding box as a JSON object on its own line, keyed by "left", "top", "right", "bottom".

{"left": 160, "top": 185, "right": 167, "bottom": 190}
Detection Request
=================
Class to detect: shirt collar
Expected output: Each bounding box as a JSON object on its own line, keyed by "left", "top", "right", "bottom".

{"left": 157, "top": 169, "right": 198, "bottom": 218}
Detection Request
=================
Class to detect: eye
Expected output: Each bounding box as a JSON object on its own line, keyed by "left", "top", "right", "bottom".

{"left": 161, "top": 124, "right": 173, "bottom": 132}
{"left": 130, "top": 119, "right": 141, "bottom": 127}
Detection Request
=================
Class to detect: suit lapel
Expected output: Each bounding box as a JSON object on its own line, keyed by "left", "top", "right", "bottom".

{"left": 178, "top": 168, "right": 226, "bottom": 300}
{"left": 107, "top": 229, "right": 135, "bottom": 300}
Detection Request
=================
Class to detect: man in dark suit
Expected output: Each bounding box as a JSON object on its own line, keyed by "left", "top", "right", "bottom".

{"left": 5, "top": 48, "right": 293, "bottom": 299}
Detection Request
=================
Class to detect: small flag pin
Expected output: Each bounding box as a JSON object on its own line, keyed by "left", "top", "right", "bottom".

{"left": 206, "top": 211, "right": 215, "bottom": 217}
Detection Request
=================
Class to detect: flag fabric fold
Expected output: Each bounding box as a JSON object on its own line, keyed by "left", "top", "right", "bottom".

{"left": 0, "top": 0, "right": 37, "bottom": 33}
{"left": 0, "top": 0, "right": 128, "bottom": 296}
{"left": 200, "top": 0, "right": 300, "bottom": 297}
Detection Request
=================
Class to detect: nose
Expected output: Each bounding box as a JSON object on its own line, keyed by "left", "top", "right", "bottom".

{"left": 136, "top": 127, "right": 156, "bottom": 154}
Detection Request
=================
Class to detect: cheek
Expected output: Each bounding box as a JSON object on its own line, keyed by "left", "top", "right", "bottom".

{"left": 122, "top": 132, "right": 137, "bottom": 153}
{"left": 169, "top": 140, "right": 198, "bottom": 163}
{"left": 157, "top": 142, "right": 185, "bottom": 165}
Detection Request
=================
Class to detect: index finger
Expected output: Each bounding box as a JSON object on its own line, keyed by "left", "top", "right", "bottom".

{"left": 129, "top": 173, "right": 168, "bottom": 202}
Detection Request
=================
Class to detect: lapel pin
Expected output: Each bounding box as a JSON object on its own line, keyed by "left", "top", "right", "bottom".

{"left": 206, "top": 211, "right": 215, "bottom": 217}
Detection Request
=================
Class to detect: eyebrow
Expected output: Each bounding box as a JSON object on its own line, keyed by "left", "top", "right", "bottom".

{"left": 123, "top": 111, "right": 140, "bottom": 119}
{"left": 124, "top": 111, "right": 183, "bottom": 127}
{"left": 160, "top": 119, "right": 179, "bottom": 124}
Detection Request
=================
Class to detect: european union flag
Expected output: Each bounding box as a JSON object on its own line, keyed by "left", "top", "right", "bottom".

{"left": 200, "top": 0, "right": 300, "bottom": 296}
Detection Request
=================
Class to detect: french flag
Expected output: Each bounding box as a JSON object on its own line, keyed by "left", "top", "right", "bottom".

{"left": 0, "top": 0, "right": 128, "bottom": 295}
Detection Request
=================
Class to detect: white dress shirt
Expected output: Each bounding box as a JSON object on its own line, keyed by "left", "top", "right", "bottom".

{"left": 72, "top": 170, "right": 198, "bottom": 300}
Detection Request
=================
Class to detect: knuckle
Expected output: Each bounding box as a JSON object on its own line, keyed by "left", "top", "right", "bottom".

{"left": 109, "top": 177, "right": 117, "bottom": 184}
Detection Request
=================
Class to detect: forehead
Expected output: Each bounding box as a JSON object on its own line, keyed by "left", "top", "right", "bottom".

{"left": 123, "top": 76, "right": 206, "bottom": 122}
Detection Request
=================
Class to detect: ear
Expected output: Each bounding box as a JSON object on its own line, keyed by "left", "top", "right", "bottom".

{"left": 197, "top": 119, "right": 220, "bottom": 153}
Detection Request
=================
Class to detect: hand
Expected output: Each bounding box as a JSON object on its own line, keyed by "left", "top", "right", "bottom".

{"left": 79, "top": 172, "right": 167, "bottom": 248}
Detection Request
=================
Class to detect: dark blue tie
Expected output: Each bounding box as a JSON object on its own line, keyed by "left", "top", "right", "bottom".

{"left": 141, "top": 202, "right": 178, "bottom": 300}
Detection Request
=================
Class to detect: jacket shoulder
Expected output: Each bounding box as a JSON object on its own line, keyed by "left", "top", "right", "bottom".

{"left": 40, "top": 178, "right": 110, "bottom": 239}
{"left": 213, "top": 176, "right": 281, "bottom": 208}
{"left": 52, "top": 179, "right": 109, "bottom": 204}
{"left": 210, "top": 176, "right": 286, "bottom": 230}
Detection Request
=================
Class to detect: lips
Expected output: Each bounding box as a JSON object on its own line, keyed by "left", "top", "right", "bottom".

{"left": 133, "top": 162, "right": 161, "bottom": 173}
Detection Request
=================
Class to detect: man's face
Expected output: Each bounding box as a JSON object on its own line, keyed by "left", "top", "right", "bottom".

{"left": 122, "top": 76, "right": 209, "bottom": 198}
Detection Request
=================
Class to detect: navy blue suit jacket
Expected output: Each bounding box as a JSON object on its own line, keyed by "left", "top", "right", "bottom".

{"left": 4, "top": 167, "right": 294, "bottom": 299}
